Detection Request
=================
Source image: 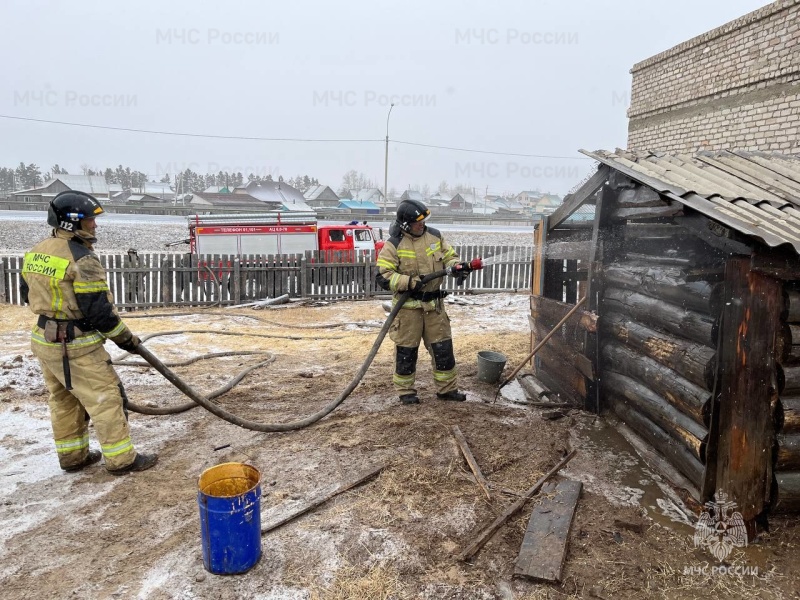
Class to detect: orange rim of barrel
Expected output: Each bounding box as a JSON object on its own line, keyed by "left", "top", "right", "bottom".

{"left": 198, "top": 462, "right": 260, "bottom": 498}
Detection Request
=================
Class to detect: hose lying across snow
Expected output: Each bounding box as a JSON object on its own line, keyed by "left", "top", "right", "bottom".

{"left": 126, "top": 269, "right": 450, "bottom": 432}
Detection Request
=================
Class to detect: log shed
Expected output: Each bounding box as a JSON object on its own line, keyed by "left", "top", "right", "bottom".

{"left": 531, "top": 149, "right": 800, "bottom": 529}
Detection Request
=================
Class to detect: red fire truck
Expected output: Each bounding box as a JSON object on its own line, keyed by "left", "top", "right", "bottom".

{"left": 187, "top": 212, "right": 384, "bottom": 258}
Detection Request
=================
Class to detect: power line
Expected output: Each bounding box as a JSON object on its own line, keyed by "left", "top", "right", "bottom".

{"left": 0, "top": 115, "right": 381, "bottom": 143}
{"left": 392, "top": 140, "right": 590, "bottom": 160}
{"left": 0, "top": 114, "right": 592, "bottom": 160}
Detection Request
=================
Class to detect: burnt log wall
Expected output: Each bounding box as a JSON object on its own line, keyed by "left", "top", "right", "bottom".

{"left": 594, "top": 173, "right": 727, "bottom": 498}
{"left": 774, "top": 286, "right": 800, "bottom": 513}
{"left": 600, "top": 222, "right": 724, "bottom": 497}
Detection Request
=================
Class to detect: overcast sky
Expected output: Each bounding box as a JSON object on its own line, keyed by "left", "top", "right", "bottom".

{"left": 0, "top": 0, "right": 770, "bottom": 196}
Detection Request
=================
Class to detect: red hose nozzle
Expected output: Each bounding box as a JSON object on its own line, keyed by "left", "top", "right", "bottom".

{"left": 470, "top": 257, "right": 484, "bottom": 270}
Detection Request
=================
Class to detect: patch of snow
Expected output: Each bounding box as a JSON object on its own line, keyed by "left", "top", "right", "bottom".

{"left": 0, "top": 413, "right": 116, "bottom": 564}
{"left": 498, "top": 379, "right": 527, "bottom": 404}
{"left": 136, "top": 549, "right": 200, "bottom": 599}
{"left": 357, "top": 527, "right": 410, "bottom": 563}
{"left": 0, "top": 409, "right": 62, "bottom": 493}
{"left": 449, "top": 294, "right": 530, "bottom": 335}
{"left": 0, "top": 353, "right": 42, "bottom": 391}
{"left": 429, "top": 502, "right": 477, "bottom": 536}
{"left": 255, "top": 587, "right": 311, "bottom": 600}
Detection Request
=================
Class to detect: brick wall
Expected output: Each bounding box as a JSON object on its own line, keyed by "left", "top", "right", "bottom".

{"left": 627, "top": 0, "right": 800, "bottom": 154}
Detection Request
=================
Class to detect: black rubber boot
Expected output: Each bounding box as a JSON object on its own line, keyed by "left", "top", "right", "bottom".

{"left": 63, "top": 449, "right": 102, "bottom": 473}
{"left": 399, "top": 394, "right": 420, "bottom": 405}
{"left": 437, "top": 390, "right": 467, "bottom": 402}
{"left": 108, "top": 453, "right": 158, "bottom": 476}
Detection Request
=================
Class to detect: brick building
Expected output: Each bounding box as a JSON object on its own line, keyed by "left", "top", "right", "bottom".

{"left": 627, "top": 0, "right": 800, "bottom": 154}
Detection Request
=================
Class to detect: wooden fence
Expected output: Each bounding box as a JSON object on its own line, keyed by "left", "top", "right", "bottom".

{"left": 0, "top": 245, "right": 532, "bottom": 309}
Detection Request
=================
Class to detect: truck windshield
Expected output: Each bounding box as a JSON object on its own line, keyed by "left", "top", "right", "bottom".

{"left": 354, "top": 230, "right": 372, "bottom": 241}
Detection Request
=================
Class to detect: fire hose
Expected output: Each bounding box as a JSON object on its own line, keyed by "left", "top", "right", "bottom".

{"left": 128, "top": 259, "right": 483, "bottom": 432}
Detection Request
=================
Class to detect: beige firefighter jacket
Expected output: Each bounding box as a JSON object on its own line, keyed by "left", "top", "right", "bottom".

{"left": 21, "top": 229, "right": 133, "bottom": 356}
{"left": 376, "top": 226, "right": 460, "bottom": 310}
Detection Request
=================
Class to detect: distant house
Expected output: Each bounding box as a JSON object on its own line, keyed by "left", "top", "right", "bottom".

{"left": 126, "top": 193, "right": 169, "bottom": 205}
{"left": 13, "top": 175, "right": 110, "bottom": 203}
{"left": 400, "top": 190, "right": 425, "bottom": 203}
{"left": 514, "top": 190, "right": 543, "bottom": 208}
{"left": 532, "top": 193, "right": 562, "bottom": 215}
{"left": 471, "top": 200, "right": 502, "bottom": 215}
{"left": 496, "top": 198, "right": 526, "bottom": 213}
{"left": 128, "top": 181, "right": 175, "bottom": 200}
{"left": 202, "top": 185, "right": 234, "bottom": 194}
{"left": 338, "top": 199, "right": 380, "bottom": 215}
{"left": 449, "top": 193, "right": 472, "bottom": 211}
{"left": 348, "top": 188, "right": 384, "bottom": 205}
{"left": 304, "top": 185, "right": 340, "bottom": 209}
{"left": 236, "top": 180, "right": 313, "bottom": 211}
{"left": 107, "top": 184, "right": 129, "bottom": 203}
{"left": 190, "top": 191, "right": 280, "bottom": 210}
{"left": 428, "top": 192, "right": 450, "bottom": 206}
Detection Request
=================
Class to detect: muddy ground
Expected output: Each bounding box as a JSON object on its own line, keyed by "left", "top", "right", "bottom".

{"left": 0, "top": 294, "right": 798, "bottom": 600}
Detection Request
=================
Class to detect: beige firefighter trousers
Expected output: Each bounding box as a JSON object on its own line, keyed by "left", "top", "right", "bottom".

{"left": 32, "top": 339, "right": 136, "bottom": 471}
{"left": 388, "top": 303, "right": 458, "bottom": 396}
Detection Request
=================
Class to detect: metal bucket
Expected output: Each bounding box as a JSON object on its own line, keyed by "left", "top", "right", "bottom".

{"left": 477, "top": 350, "right": 507, "bottom": 384}
{"left": 198, "top": 462, "right": 262, "bottom": 575}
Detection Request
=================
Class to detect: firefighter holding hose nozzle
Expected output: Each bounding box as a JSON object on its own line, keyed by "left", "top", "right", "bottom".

{"left": 20, "top": 191, "right": 157, "bottom": 475}
{"left": 376, "top": 199, "right": 483, "bottom": 405}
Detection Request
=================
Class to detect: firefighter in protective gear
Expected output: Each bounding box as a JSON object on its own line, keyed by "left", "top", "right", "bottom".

{"left": 376, "top": 199, "right": 472, "bottom": 404}
{"left": 20, "top": 191, "right": 157, "bottom": 475}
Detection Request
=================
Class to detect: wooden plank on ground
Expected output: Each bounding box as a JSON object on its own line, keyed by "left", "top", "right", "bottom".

{"left": 260, "top": 462, "right": 386, "bottom": 534}
{"left": 514, "top": 479, "right": 582, "bottom": 582}
{"left": 457, "top": 450, "right": 576, "bottom": 562}
{"left": 451, "top": 425, "right": 492, "bottom": 501}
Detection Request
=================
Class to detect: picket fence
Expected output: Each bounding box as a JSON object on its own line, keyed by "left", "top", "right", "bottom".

{"left": 0, "top": 245, "right": 533, "bottom": 309}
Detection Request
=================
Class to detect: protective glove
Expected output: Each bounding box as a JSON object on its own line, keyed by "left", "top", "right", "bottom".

{"left": 447, "top": 262, "right": 472, "bottom": 276}
{"left": 447, "top": 262, "right": 472, "bottom": 286}
{"left": 408, "top": 276, "right": 424, "bottom": 293}
{"left": 116, "top": 333, "right": 141, "bottom": 353}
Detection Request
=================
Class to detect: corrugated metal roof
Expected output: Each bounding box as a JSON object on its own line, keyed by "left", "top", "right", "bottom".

{"left": 53, "top": 175, "right": 109, "bottom": 195}
{"left": 580, "top": 149, "right": 800, "bottom": 254}
{"left": 339, "top": 200, "right": 380, "bottom": 210}
{"left": 303, "top": 185, "right": 324, "bottom": 199}
{"left": 351, "top": 188, "right": 384, "bottom": 202}
{"left": 191, "top": 192, "right": 277, "bottom": 206}
{"left": 247, "top": 181, "right": 307, "bottom": 206}
{"left": 400, "top": 190, "right": 425, "bottom": 202}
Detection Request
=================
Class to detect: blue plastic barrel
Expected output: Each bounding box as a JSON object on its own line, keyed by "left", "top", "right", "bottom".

{"left": 198, "top": 462, "right": 262, "bottom": 574}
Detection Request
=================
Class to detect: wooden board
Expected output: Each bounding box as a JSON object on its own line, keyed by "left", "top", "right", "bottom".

{"left": 715, "top": 258, "right": 781, "bottom": 521}
{"left": 514, "top": 479, "right": 582, "bottom": 583}
{"left": 548, "top": 167, "right": 607, "bottom": 231}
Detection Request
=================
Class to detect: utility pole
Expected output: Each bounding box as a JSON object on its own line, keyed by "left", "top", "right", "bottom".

{"left": 383, "top": 103, "right": 395, "bottom": 215}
